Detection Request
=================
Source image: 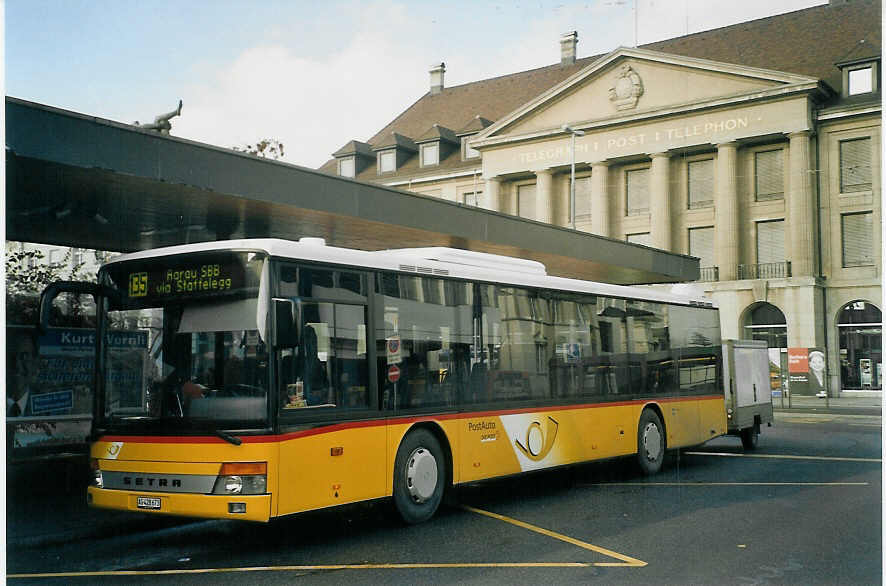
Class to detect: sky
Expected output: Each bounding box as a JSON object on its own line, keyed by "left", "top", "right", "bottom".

{"left": 5, "top": 0, "right": 827, "bottom": 169}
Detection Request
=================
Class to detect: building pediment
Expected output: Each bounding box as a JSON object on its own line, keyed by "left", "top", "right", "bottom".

{"left": 473, "top": 47, "right": 824, "bottom": 146}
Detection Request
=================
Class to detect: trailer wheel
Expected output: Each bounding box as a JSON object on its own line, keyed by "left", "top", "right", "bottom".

{"left": 636, "top": 409, "right": 665, "bottom": 475}
{"left": 740, "top": 426, "right": 759, "bottom": 450}
{"left": 392, "top": 428, "right": 445, "bottom": 524}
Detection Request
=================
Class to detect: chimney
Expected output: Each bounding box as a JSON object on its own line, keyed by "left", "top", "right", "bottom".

{"left": 430, "top": 62, "right": 445, "bottom": 95}
{"left": 560, "top": 31, "right": 578, "bottom": 65}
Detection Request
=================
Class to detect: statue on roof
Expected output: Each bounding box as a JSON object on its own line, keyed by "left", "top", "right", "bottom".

{"left": 134, "top": 100, "right": 183, "bottom": 134}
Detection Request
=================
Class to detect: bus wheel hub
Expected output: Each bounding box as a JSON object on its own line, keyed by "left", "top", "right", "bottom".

{"left": 643, "top": 423, "right": 662, "bottom": 461}
{"left": 406, "top": 447, "right": 438, "bottom": 503}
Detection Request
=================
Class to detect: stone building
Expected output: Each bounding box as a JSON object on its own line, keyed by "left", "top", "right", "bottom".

{"left": 321, "top": 1, "right": 881, "bottom": 396}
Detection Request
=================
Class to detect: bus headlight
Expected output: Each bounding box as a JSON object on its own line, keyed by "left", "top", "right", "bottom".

{"left": 91, "top": 459, "right": 103, "bottom": 488}
{"left": 212, "top": 462, "right": 267, "bottom": 495}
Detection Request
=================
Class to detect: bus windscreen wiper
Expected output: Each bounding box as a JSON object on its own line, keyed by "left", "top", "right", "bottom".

{"left": 214, "top": 429, "right": 242, "bottom": 446}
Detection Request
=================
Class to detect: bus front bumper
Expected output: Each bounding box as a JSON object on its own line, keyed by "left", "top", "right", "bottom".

{"left": 87, "top": 486, "right": 271, "bottom": 522}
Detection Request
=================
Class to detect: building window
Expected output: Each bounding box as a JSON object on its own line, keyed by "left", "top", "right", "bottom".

{"left": 338, "top": 156, "right": 355, "bottom": 178}
{"left": 378, "top": 150, "right": 396, "bottom": 173}
{"left": 461, "top": 190, "right": 482, "bottom": 207}
{"left": 756, "top": 220, "right": 785, "bottom": 264}
{"left": 840, "top": 137, "right": 872, "bottom": 193}
{"left": 572, "top": 176, "right": 592, "bottom": 224}
{"left": 626, "top": 232, "right": 652, "bottom": 246}
{"left": 517, "top": 184, "right": 537, "bottom": 219}
{"left": 837, "top": 301, "right": 882, "bottom": 390}
{"left": 421, "top": 143, "right": 439, "bottom": 167}
{"left": 462, "top": 136, "right": 480, "bottom": 160}
{"left": 755, "top": 149, "right": 783, "bottom": 201}
{"left": 688, "top": 226, "right": 715, "bottom": 269}
{"left": 688, "top": 159, "right": 714, "bottom": 209}
{"left": 848, "top": 67, "right": 874, "bottom": 95}
{"left": 842, "top": 212, "right": 874, "bottom": 267}
{"left": 626, "top": 168, "right": 650, "bottom": 216}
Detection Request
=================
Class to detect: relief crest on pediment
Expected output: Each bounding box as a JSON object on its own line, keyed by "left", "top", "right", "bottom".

{"left": 608, "top": 64, "right": 644, "bottom": 111}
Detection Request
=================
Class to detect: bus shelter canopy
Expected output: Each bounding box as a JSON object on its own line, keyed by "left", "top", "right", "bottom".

{"left": 5, "top": 97, "right": 699, "bottom": 285}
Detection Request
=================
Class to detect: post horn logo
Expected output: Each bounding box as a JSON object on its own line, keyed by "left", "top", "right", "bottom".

{"left": 514, "top": 416, "right": 559, "bottom": 461}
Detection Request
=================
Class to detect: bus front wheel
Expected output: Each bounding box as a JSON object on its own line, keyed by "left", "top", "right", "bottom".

{"left": 636, "top": 409, "right": 665, "bottom": 475}
{"left": 392, "top": 428, "right": 445, "bottom": 524}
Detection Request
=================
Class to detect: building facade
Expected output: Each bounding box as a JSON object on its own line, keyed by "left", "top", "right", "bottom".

{"left": 322, "top": 1, "right": 881, "bottom": 395}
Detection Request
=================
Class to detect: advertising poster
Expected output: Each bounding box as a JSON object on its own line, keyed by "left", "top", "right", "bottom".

{"left": 6, "top": 327, "right": 147, "bottom": 458}
{"left": 787, "top": 347, "right": 826, "bottom": 396}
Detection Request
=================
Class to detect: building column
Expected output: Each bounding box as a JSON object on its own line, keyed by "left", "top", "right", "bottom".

{"left": 714, "top": 142, "right": 740, "bottom": 281}
{"left": 649, "top": 152, "right": 672, "bottom": 251}
{"left": 535, "top": 169, "right": 553, "bottom": 224}
{"left": 484, "top": 177, "right": 501, "bottom": 212}
{"left": 590, "top": 161, "right": 610, "bottom": 237}
{"left": 788, "top": 131, "right": 817, "bottom": 277}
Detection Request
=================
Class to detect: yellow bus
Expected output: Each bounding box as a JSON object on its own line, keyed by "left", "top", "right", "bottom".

{"left": 41, "top": 238, "right": 726, "bottom": 524}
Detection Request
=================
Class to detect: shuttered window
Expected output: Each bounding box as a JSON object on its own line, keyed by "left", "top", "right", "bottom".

{"left": 842, "top": 212, "right": 874, "bottom": 267}
{"left": 518, "top": 184, "right": 536, "bottom": 219}
{"left": 626, "top": 168, "right": 649, "bottom": 215}
{"left": 840, "top": 138, "right": 872, "bottom": 194}
{"left": 688, "top": 159, "right": 714, "bottom": 209}
{"left": 689, "top": 226, "right": 715, "bottom": 268}
{"left": 626, "top": 232, "right": 652, "bottom": 246}
{"left": 573, "top": 176, "right": 592, "bottom": 223}
{"left": 756, "top": 220, "right": 785, "bottom": 264}
{"left": 755, "top": 150, "right": 783, "bottom": 201}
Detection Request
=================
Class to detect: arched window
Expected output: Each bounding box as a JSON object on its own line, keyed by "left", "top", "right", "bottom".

{"left": 743, "top": 303, "right": 787, "bottom": 349}
{"left": 837, "top": 301, "right": 882, "bottom": 390}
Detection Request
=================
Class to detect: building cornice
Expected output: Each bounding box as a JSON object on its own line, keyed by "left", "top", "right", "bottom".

{"left": 383, "top": 168, "right": 482, "bottom": 187}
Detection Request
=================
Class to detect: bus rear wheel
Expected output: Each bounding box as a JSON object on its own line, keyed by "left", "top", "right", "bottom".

{"left": 392, "top": 428, "right": 445, "bottom": 524}
{"left": 636, "top": 409, "right": 665, "bottom": 475}
{"left": 740, "top": 426, "right": 759, "bottom": 450}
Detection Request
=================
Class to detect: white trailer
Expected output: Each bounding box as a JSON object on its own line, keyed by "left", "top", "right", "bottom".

{"left": 722, "top": 339, "right": 774, "bottom": 449}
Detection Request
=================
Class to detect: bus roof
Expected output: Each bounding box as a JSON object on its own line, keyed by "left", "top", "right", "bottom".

{"left": 102, "top": 238, "right": 716, "bottom": 309}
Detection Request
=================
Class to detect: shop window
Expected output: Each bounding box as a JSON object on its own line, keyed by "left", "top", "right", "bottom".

{"left": 837, "top": 302, "right": 882, "bottom": 390}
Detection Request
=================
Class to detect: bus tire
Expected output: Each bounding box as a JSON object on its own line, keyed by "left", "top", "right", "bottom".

{"left": 740, "top": 426, "right": 759, "bottom": 450}
{"left": 636, "top": 409, "right": 665, "bottom": 475}
{"left": 392, "top": 428, "right": 445, "bottom": 524}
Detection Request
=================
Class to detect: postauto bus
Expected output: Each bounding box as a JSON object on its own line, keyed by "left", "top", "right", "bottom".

{"left": 40, "top": 238, "right": 726, "bottom": 524}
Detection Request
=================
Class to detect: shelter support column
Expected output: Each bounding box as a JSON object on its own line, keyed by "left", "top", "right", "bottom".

{"left": 788, "top": 131, "right": 817, "bottom": 277}
{"left": 714, "top": 142, "right": 739, "bottom": 281}
{"left": 484, "top": 177, "right": 501, "bottom": 212}
{"left": 590, "top": 161, "right": 610, "bottom": 237}
{"left": 649, "top": 152, "right": 672, "bottom": 251}
{"left": 535, "top": 169, "right": 553, "bottom": 224}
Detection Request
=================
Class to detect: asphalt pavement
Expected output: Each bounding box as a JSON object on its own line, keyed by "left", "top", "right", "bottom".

{"left": 5, "top": 393, "right": 881, "bottom": 552}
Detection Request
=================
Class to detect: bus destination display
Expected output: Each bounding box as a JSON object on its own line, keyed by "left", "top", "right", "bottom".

{"left": 127, "top": 263, "right": 242, "bottom": 300}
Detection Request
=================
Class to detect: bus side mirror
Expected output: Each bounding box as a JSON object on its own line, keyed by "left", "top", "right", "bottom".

{"left": 273, "top": 299, "right": 298, "bottom": 347}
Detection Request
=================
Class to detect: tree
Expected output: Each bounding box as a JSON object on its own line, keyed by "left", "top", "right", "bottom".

{"left": 5, "top": 245, "right": 93, "bottom": 326}
{"left": 233, "top": 138, "right": 285, "bottom": 160}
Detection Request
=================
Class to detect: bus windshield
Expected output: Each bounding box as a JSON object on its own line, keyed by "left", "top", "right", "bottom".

{"left": 98, "top": 251, "right": 269, "bottom": 431}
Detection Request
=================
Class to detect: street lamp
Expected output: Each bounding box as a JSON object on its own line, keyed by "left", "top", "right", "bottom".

{"left": 562, "top": 124, "right": 585, "bottom": 230}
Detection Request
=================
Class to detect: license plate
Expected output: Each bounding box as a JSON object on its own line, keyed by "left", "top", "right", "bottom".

{"left": 137, "top": 496, "right": 162, "bottom": 510}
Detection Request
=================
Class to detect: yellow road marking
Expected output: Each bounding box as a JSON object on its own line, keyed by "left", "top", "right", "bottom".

{"left": 684, "top": 451, "right": 880, "bottom": 463}
{"left": 461, "top": 505, "right": 646, "bottom": 567}
{"left": 588, "top": 482, "right": 868, "bottom": 487}
{"left": 8, "top": 563, "right": 590, "bottom": 578}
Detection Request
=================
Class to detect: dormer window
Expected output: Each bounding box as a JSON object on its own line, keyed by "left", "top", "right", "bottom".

{"left": 378, "top": 150, "right": 396, "bottom": 173}
{"left": 421, "top": 143, "right": 439, "bottom": 167}
{"left": 338, "top": 156, "right": 355, "bottom": 178}
{"left": 849, "top": 66, "right": 874, "bottom": 95}
{"left": 462, "top": 136, "right": 480, "bottom": 160}
{"left": 838, "top": 57, "right": 880, "bottom": 98}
